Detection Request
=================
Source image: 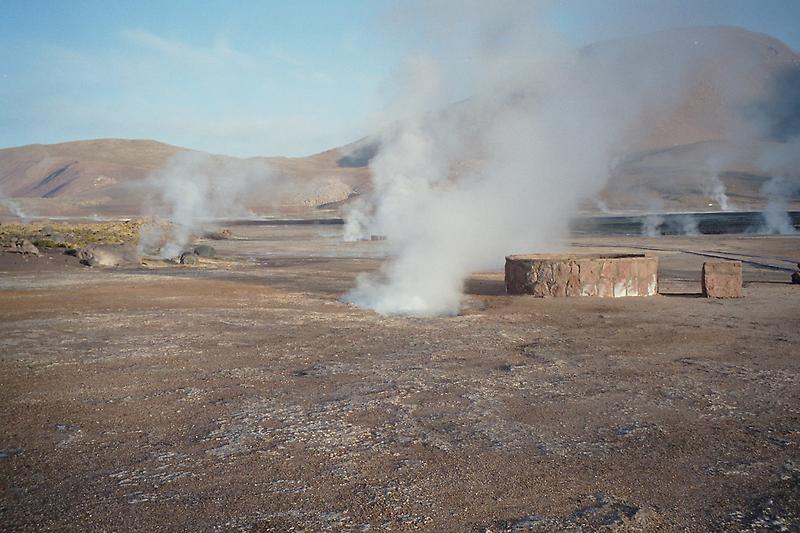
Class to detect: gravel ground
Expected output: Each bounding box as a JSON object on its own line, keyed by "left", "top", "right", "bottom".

{"left": 1, "top": 226, "right": 799, "bottom": 531}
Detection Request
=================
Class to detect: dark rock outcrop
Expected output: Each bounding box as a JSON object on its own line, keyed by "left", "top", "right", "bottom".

{"left": 180, "top": 252, "right": 198, "bottom": 265}
{"left": 193, "top": 245, "right": 216, "bottom": 258}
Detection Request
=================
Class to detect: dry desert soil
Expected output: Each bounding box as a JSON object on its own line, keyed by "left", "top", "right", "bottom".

{"left": 1, "top": 225, "right": 799, "bottom": 531}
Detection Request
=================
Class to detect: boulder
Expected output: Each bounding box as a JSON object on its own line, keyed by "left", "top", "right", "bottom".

{"left": 77, "top": 248, "right": 97, "bottom": 267}
{"left": 180, "top": 251, "right": 198, "bottom": 264}
{"left": 792, "top": 272, "right": 800, "bottom": 284}
{"left": 702, "top": 261, "right": 743, "bottom": 298}
{"left": 204, "top": 229, "right": 232, "bottom": 240}
{"left": 193, "top": 245, "right": 216, "bottom": 258}
{"left": 11, "top": 239, "right": 40, "bottom": 256}
{"left": 75, "top": 244, "right": 137, "bottom": 267}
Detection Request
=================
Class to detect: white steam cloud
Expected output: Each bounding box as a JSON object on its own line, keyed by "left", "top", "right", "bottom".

{"left": 139, "top": 152, "right": 274, "bottom": 257}
{"left": 0, "top": 179, "right": 29, "bottom": 221}
{"left": 704, "top": 172, "right": 733, "bottom": 211}
{"left": 0, "top": 197, "right": 29, "bottom": 221}
{"left": 641, "top": 213, "right": 699, "bottom": 237}
{"left": 755, "top": 141, "right": 800, "bottom": 234}
{"left": 344, "top": 1, "right": 703, "bottom": 316}
{"left": 641, "top": 214, "right": 665, "bottom": 238}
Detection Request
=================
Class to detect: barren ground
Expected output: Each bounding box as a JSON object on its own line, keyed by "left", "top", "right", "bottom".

{"left": 1, "top": 225, "right": 799, "bottom": 531}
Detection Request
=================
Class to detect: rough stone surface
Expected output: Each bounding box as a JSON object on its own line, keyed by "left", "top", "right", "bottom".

{"left": 193, "top": 244, "right": 216, "bottom": 258}
{"left": 204, "top": 229, "right": 233, "bottom": 240}
{"left": 79, "top": 245, "right": 136, "bottom": 267}
{"left": 76, "top": 248, "right": 97, "bottom": 267}
{"left": 180, "top": 251, "right": 198, "bottom": 265}
{"left": 4, "top": 239, "right": 40, "bottom": 255}
{"left": 488, "top": 493, "right": 641, "bottom": 531}
{"left": 702, "top": 261, "right": 743, "bottom": 298}
{"left": 14, "top": 239, "right": 40, "bottom": 256}
{"left": 505, "top": 254, "right": 658, "bottom": 298}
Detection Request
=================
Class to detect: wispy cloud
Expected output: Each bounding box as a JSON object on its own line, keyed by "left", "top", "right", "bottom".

{"left": 265, "top": 44, "right": 306, "bottom": 68}
{"left": 121, "top": 28, "right": 255, "bottom": 68}
{"left": 1, "top": 25, "right": 373, "bottom": 156}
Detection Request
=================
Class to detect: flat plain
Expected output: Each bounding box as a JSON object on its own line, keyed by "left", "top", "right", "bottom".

{"left": 1, "top": 225, "right": 799, "bottom": 531}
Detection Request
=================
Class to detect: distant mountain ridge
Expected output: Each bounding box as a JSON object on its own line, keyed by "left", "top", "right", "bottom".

{"left": 1, "top": 26, "right": 798, "bottom": 216}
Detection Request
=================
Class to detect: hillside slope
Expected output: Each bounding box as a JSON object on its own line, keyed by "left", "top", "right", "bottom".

{"left": 1, "top": 26, "right": 797, "bottom": 217}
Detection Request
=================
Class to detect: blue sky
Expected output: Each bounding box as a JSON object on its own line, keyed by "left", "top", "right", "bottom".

{"left": 1, "top": 0, "right": 798, "bottom": 157}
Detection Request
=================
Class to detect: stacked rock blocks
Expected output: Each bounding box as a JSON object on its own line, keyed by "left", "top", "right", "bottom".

{"left": 505, "top": 254, "right": 658, "bottom": 298}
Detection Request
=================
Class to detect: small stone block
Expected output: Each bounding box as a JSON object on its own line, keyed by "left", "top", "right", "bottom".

{"left": 702, "top": 261, "right": 743, "bottom": 298}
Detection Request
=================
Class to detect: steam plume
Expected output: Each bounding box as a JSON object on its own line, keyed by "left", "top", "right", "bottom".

{"left": 0, "top": 179, "right": 29, "bottom": 221}
{"left": 139, "top": 152, "right": 274, "bottom": 257}
{"left": 641, "top": 214, "right": 665, "bottom": 237}
{"left": 704, "top": 173, "right": 733, "bottom": 211}
{"left": 344, "top": 1, "right": 702, "bottom": 316}
{"left": 641, "top": 214, "right": 699, "bottom": 237}
{"left": 755, "top": 141, "right": 800, "bottom": 234}
{"left": 0, "top": 197, "right": 28, "bottom": 221}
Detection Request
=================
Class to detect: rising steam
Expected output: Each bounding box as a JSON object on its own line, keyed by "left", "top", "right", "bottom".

{"left": 755, "top": 141, "right": 800, "bottom": 234}
{"left": 139, "top": 151, "right": 274, "bottom": 257}
{"left": 0, "top": 197, "right": 28, "bottom": 221}
{"left": 704, "top": 173, "right": 733, "bottom": 211}
{"left": 343, "top": 1, "right": 707, "bottom": 316}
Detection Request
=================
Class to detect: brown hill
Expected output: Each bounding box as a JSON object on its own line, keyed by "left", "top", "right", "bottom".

{"left": 594, "top": 26, "right": 799, "bottom": 151}
{"left": 0, "top": 139, "right": 369, "bottom": 217}
{"left": 335, "top": 26, "right": 800, "bottom": 212}
{"left": 0, "top": 139, "right": 185, "bottom": 198}
{"left": 1, "top": 26, "right": 797, "bottom": 218}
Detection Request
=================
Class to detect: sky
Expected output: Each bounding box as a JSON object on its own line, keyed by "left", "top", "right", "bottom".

{"left": 1, "top": 0, "right": 799, "bottom": 157}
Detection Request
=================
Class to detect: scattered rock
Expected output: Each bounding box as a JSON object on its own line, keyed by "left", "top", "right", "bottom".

{"left": 204, "top": 229, "right": 232, "bottom": 240}
{"left": 193, "top": 244, "right": 216, "bottom": 258}
{"left": 18, "top": 239, "right": 40, "bottom": 255}
{"left": 73, "top": 244, "right": 138, "bottom": 267}
{"left": 569, "top": 493, "right": 640, "bottom": 529}
{"left": 489, "top": 514, "right": 554, "bottom": 532}
{"left": 0, "top": 447, "right": 24, "bottom": 459}
{"left": 77, "top": 248, "right": 96, "bottom": 267}
{"left": 7, "top": 239, "right": 40, "bottom": 256}
{"left": 487, "top": 494, "right": 641, "bottom": 532}
{"left": 180, "top": 252, "right": 199, "bottom": 265}
{"left": 80, "top": 255, "right": 99, "bottom": 267}
{"left": 729, "top": 495, "right": 797, "bottom": 531}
